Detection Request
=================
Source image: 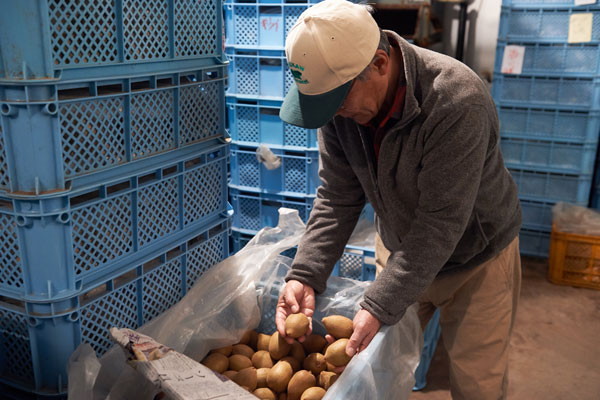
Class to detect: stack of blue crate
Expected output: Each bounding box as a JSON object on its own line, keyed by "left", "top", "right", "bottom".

{"left": 492, "top": 0, "right": 600, "bottom": 257}
{"left": 0, "top": 1, "right": 231, "bottom": 397}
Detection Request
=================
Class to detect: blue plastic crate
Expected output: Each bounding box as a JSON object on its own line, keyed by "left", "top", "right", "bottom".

{"left": 498, "top": 105, "right": 600, "bottom": 143}
{"left": 495, "top": 41, "right": 600, "bottom": 77}
{"left": 224, "top": 1, "right": 315, "bottom": 50}
{"left": 509, "top": 168, "right": 593, "bottom": 203}
{"left": 520, "top": 199, "right": 556, "bottom": 231}
{"left": 501, "top": 137, "right": 598, "bottom": 174}
{"left": 0, "top": 216, "right": 230, "bottom": 397}
{"left": 0, "top": 0, "right": 223, "bottom": 83}
{"left": 498, "top": 6, "right": 600, "bottom": 43}
{"left": 226, "top": 48, "right": 293, "bottom": 99}
{"left": 230, "top": 144, "right": 320, "bottom": 195}
{"left": 227, "top": 97, "right": 318, "bottom": 149}
{"left": 0, "top": 65, "right": 227, "bottom": 195}
{"left": 519, "top": 227, "right": 551, "bottom": 257}
{"left": 0, "top": 144, "right": 228, "bottom": 301}
{"left": 492, "top": 74, "right": 600, "bottom": 111}
{"left": 503, "top": 0, "right": 600, "bottom": 7}
{"left": 229, "top": 188, "right": 314, "bottom": 233}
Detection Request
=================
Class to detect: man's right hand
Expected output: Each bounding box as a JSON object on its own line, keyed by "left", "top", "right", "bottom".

{"left": 275, "top": 280, "right": 315, "bottom": 344}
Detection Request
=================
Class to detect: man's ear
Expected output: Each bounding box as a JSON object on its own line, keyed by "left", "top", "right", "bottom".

{"left": 372, "top": 50, "right": 389, "bottom": 75}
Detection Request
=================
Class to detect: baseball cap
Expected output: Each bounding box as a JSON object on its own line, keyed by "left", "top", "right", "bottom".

{"left": 279, "top": 0, "right": 380, "bottom": 129}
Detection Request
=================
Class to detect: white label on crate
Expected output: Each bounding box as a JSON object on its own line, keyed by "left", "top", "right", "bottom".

{"left": 568, "top": 13, "right": 594, "bottom": 43}
{"left": 575, "top": 0, "right": 596, "bottom": 6}
{"left": 501, "top": 45, "right": 525, "bottom": 75}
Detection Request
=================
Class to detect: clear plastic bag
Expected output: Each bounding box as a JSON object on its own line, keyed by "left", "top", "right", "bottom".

{"left": 255, "top": 144, "right": 281, "bottom": 170}
{"left": 68, "top": 208, "right": 422, "bottom": 399}
{"left": 552, "top": 202, "right": 600, "bottom": 236}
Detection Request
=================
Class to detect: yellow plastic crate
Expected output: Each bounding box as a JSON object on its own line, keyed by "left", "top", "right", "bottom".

{"left": 549, "top": 225, "right": 600, "bottom": 290}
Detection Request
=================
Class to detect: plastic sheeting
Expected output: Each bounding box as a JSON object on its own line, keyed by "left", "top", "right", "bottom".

{"left": 553, "top": 202, "right": 600, "bottom": 236}
{"left": 68, "top": 208, "right": 422, "bottom": 399}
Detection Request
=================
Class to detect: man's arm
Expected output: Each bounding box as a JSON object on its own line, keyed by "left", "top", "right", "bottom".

{"left": 361, "top": 105, "right": 491, "bottom": 325}
{"left": 286, "top": 121, "right": 367, "bottom": 293}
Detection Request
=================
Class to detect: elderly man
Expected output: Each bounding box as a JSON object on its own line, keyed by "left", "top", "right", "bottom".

{"left": 275, "top": 0, "right": 522, "bottom": 398}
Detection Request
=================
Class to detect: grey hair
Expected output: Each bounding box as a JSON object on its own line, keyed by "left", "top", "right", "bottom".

{"left": 356, "top": 29, "right": 391, "bottom": 81}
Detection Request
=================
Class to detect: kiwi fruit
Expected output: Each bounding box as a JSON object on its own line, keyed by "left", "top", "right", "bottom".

{"left": 280, "top": 356, "right": 301, "bottom": 373}
{"left": 300, "top": 387, "right": 326, "bottom": 400}
{"left": 326, "top": 362, "right": 337, "bottom": 372}
{"left": 290, "top": 340, "right": 306, "bottom": 363}
{"left": 285, "top": 313, "right": 309, "bottom": 339}
{"left": 210, "top": 345, "right": 233, "bottom": 357}
{"left": 249, "top": 330, "right": 259, "bottom": 350}
{"left": 232, "top": 344, "right": 255, "bottom": 359}
{"left": 321, "top": 315, "right": 353, "bottom": 339}
{"left": 232, "top": 367, "right": 257, "bottom": 391}
{"left": 324, "top": 339, "right": 352, "bottom": 367}
{"left": 303, "top": 353, "right": 326, "bottom": 375}
{"left": 257, "top": 367, "right": 270, "bottom": 388}
{"left": 302, "top": 335, "right": 327, "bottom": 354}
{"left": 239, "top": 330, "right": 253, "bottom": 345}
{"left": 318, "top": 371, "right": 338, "bottom": 390}
{"left": 287, "top": 370, "right": 316, "bottom": 400}
{"left": 279, "top": 393, "right": 288, "bottom": 400}
{"left": 267, "top": 360, "right": 293, "bottom": 393}
{"left": 253, "top": 387, "right": 277, "bottom": 399}
{"left": 257, "top": 333, "right": 272, "bottom": 351}
{"left": 201, "top": 353, "right": 228, "bottom": 373}
{"left": 269, "top": 331, "right": 291, "bottom": 360}
{"left": 229, "top": 354, "right": 253, "bottom": 371}
{"left": 222, "top": 370, "right": 237, "bottom": 380}
{"left": 252, "top": 350, "right": 274, "bottom": 369}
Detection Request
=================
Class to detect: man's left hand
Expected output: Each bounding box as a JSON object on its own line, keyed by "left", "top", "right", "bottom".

{"left": 325, "top": 309, "right": 381, "bottom": 373}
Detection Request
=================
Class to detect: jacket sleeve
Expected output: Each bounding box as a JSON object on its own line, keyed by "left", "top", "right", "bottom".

{"left": 285, "top": 121, "right": 366, "bottom": 293}
{"left": 361, "top": 105, "right": 491, "bottom": 325}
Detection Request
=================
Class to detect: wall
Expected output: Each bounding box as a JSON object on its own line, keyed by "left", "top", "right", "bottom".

{"left": 436, "top": 0, "right": 503, "bottom": 82}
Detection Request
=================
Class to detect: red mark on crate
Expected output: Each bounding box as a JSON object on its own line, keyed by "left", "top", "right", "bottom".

{"left": 261, "top": 17, "right": 279, "bottom": 32}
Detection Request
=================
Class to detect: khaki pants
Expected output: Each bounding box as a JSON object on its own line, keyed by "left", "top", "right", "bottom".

{"left": 375, "top": 235, "right": 521, "bottom": 400}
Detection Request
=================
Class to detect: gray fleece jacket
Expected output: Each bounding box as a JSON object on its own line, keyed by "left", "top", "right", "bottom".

{"left": 286, "top": 32, "right": 522, "bottom": 326}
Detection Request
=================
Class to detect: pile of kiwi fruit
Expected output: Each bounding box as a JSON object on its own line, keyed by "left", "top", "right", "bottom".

{"left": 201, "top": 314, "right": 355, "bottom": 400}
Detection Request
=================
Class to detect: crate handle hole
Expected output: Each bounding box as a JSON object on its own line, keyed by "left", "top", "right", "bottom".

{"left": 0, "top": 103, "right": 17, "bottom": 117}
{"left": 43, "top": 103, "right": 58, "bottom": 115}
{"left": 16, "top": 216, "right": 31, "bottom": 227}
{"left": 69, "top": 312, "right": 79, "bottom": 321}
{"left": 28, "top": 317, "right": 39, "bottom": 327}
{"left": 57, "top": 213, "right": 70, "bottom": 224}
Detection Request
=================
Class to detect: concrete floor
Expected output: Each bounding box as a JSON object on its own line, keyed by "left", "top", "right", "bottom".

{"left": 409, "top": 257, "right": 600, "bottom": 400}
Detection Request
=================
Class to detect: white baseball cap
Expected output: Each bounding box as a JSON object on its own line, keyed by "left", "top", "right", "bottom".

{"left": 279, "top": 0, "right": 380, "bottom": 129}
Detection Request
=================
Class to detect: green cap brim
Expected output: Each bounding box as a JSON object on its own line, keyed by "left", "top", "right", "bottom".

{"left": 279, "top": 80, "right": 353, "bottom": 129}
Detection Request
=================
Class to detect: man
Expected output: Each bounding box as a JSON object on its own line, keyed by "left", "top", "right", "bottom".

{"left": 274, "top": 0, "right": 522, "bottom": 398}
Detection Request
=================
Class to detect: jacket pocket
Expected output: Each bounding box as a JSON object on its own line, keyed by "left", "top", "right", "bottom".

{"left": 447, "top": 213, "right": 489, "bottom": 265}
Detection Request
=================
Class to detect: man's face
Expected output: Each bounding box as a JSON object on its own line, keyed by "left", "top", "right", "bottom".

{"left": 334, "top": 52, "right": 389, "bottom": 125}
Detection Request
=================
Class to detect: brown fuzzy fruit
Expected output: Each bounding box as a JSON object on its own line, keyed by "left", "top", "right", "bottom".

{"left": 303, "top": 353, "right": 326, "bottom": 375}
{"left": 300, "top": 387, "right": 326, "bottom": 400}
{"left": 201, "top": 353, "right": 228, "bottom": 373}
{"left": 252, "top": 350, "right": 274, "bottom": 369}
{"left": 326, "top": 362, "right": 337, "bottom": 372}
{"left": 222, "top": 370, "right": 238, "bottom": 380}
{"left": 302, "top": 335, "right": 327, "bottom": 354}
{"left": 249, "top": 330, "right": 259, "bottom": 350}
{"left": 280, "top": 356, "right": 301, "bottom": 373}
{"left": 232, "top": 367, "right": 257, "bottom": 391}
{"left": 257, "top": 367, "right": 270, "bottom": 388}
{"left": 318, "top": 371, "right": 338, "bottom": 390}
{"left": 285, "top": 313, "right": 310, "bottom": 339}
{"left": 269, "top": 331, "right": 291, "bottom": 360}
{"left": 324, "top": 339, "right": 352, "bottom": 367}
{"left": 290, "top": 340, "right": 306, "bottom": 363}
{"left": 279, "top": 393, "right": 288, "bottom": 400}
{"left": 210, "top": 345, "right": 233, "bottom": 357}
{"left": 267, "top": 360, "right": 293, "bottom": 393}
{"left": 321, "top": 315, "right": 353, "bottom": 339}
{"left": 257, "top": 333, "right": 272, "bottom": 351}
{"left": 239, "top": 330, "right": 253, "bottom": 345}
{"left": 229, "top": 354, "right": 253, "bottom": 371}
{"left": 287, "top": 370, "right": 317, "bottom": 400}
{"left": 232, "top": 344, "right": 255, "bottom": 359}
{"left": 253, "top": 387, "right": 277, "bottom": 399}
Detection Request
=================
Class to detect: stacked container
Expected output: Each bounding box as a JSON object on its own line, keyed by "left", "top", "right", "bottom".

{"left": 492, "top": 0, "right": 600, "bottom": 257}
{"left": 0, "top": 0, "right": 231, "bottom": 397}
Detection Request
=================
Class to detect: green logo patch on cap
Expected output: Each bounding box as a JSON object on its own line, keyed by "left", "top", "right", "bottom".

{"left": 289, "top": 62, "right": 309, "bottom": 84}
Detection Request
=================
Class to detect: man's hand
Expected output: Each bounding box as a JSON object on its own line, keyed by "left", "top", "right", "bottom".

{"left": 276, "top": 280, "right": 315, "bottom": 344}
{"left": 325, "top": 309, "right": 381, "bottom": 373}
